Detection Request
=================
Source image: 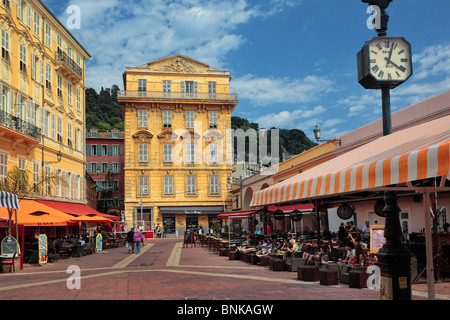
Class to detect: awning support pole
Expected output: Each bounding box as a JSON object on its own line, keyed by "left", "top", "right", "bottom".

{"left": 423, "top": 191, "right": 435, "bottom": 300}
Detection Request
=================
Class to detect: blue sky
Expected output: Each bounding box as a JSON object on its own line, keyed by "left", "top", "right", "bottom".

{"left": 42, "top": 0, "right": 450, "bottom": 141}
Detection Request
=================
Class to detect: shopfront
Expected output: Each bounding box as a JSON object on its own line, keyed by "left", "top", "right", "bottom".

{"left": 159, "top": 206, "right": 224, "bottom": 235}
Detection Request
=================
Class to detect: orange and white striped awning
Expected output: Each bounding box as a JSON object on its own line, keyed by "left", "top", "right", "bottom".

{"left": 250, "top": 115, "right": 450, "bottom": 207}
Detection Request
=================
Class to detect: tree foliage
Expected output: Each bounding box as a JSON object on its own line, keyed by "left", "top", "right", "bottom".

{"left": 85, "top": 85, "right": 124, "bottom": 131}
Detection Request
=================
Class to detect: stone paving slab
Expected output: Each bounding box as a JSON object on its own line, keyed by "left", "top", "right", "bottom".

{"left": 0, "top": 237, "right": 448, "bottom": 303}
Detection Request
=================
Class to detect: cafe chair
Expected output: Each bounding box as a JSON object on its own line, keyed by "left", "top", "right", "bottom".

{"left": 2, "top": 253, "right": 16, "bottom": 272}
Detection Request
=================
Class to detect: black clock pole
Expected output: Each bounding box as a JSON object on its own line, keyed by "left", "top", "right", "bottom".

{"left": 377, "top": 84, "right": 412, "bottom": 300}
{"left": 361, "top": 0, "right": 412, "bottom": 300}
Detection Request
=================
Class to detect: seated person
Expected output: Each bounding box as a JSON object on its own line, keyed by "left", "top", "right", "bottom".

{"left": 303, "top": 246, "right": 327, "bottom": 264}
{"left": 287, "top": 239, "right": 301, "bottom": 256}
{"left": 342, "top": 242, "right": 356, "bottom": 263}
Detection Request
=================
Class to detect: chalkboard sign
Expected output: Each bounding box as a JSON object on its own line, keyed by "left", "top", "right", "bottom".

{"left": 183, "top": 230, "right": 195, "bottom": 248}
{"left": 1, "top": 236, "right": 18, "bottom": 256}
{"left": 370, "top": 225, "right": 385, "bottom": 253}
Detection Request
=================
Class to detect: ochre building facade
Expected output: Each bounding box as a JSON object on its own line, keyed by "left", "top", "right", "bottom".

{"left": 118, "top": 55, "right": 238, "bottom": 234}
{"left": 0, "top": 0, "right": 90, "bottom": 210}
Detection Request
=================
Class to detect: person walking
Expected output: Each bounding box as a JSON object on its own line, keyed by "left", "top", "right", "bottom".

{"left": 127, "top": 227, "right": 135, "bottom": 253}
{"left": 133, "top": 228, "right": 144, "bottom": 254}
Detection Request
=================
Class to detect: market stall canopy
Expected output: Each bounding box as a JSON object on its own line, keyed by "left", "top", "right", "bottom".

{"left": 0, "top": 199, "right": 77, "bottom": 226}
{"left": 0, "top": 191, "right": 19, "bottom": 209}
{"left": 250, "top": 115, "right": 450, "bottom": 207}
{"left": 70, "top": 214, "right": 114, "bottom": 223}
{"left": 35, "top": 200, "right": 120, "bottom": 221}
{"left": 217, "top": 210, "right": 261, "bottom": 220}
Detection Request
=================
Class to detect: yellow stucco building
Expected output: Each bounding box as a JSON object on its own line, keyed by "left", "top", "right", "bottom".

{"left": 0, "top": 1, "right": 90, "bottom": 205}
{"left": 118, "top": 55, "right": 238, "bottom": 234}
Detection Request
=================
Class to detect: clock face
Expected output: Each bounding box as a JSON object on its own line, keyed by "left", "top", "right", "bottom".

{"left": 368, "top": 38, "right": 412, "bottom": 82}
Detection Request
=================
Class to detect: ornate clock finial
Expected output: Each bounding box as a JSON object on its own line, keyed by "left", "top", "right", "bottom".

{"left": 362, "top": 0, "right": 393, "bottom": 37}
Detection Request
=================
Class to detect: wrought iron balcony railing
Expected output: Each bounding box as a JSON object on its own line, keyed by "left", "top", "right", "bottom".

{"left": 56, "top": 50, "right": 83, "bottom": 78}
{"left": 117, "top": 90, "right": 238, "bottom": 102}
{"left": 0, "top": 109, "right": 41, "bottom": 140}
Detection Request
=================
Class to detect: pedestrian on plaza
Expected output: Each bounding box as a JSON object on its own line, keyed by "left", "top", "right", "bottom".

{"left": 133, "top": 228, "right": 145, "bottom": 254}
{"left": 127, "top": 228, "right": 135, "bottom": 253}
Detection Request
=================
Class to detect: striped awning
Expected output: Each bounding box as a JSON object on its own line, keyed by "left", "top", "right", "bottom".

{"left": 0, "top": 191, "right": 20, "bottom": 210}
{"left": 250, "top": 115, "right": 450, "bottom": 207}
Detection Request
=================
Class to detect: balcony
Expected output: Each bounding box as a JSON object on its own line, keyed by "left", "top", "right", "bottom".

{"left": 55, "top": 50, "right": 83, "bottom": 82}
{"left": 0, "top": 109, "right": 41, "bottom": 143}
{"left": 117, "top": 91, "right": 238, "bottom": 102}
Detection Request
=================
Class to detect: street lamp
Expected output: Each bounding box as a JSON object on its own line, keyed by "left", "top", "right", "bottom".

{"left": 43, "top": 150, "right": 63, "bottom": 165}
{"left": 313, "top": 125, "right": 341, "bottom": 146}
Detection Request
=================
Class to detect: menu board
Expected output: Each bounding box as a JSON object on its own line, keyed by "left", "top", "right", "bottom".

{"left": 370, "top": 225, "right": 385, "bottom": 253}
{"left": 1, "top": 236, "right": 18, "bottom": 256}
{"left": 183, "top": 230, "right": 194, "bottom": 248}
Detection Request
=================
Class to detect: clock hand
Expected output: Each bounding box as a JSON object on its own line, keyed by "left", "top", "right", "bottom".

{"left": 384, "top": 57, "right": 406, "bottom": 72}
{"left": 387, "top": 45, "right": 395, "bottom": 65}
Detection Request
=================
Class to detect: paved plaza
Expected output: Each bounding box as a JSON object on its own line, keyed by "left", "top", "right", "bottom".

{"left": 0, "top": 237, "right": 448, "bottom": 303}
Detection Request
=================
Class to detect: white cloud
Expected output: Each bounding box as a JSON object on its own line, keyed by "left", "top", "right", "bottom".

{"left": 57, "top": 0, "right": 299, "bottom": 90}
{"left": 412, "top": 43, "right": 450, "bottom": 80}
{"left": 231, "top": 74, "right": 334, "bottom": 105}
{"left": 252, "top": 105, "right": 326, "bottom": 129}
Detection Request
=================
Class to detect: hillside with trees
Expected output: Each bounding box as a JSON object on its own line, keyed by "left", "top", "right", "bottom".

{"left": 85, "top": 87, "right": 317, "bottom": 161}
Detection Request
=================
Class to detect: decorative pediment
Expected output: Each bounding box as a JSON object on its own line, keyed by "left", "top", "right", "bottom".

{"left": 180, "top": 129, "right": 201, "bottom": 140}
{"left": 132, "top": 131, "right": 153, "bottom": 144}
{"left": 66, "top": 109, "right": 75, "bottom": 120}
{"left": 157, "top": 130, "right": 178, "bottom": 142}
{"left": 203, "top": 129, "right": 224, "bottom": 142}
{"left": 141, "top": 55, "right": 217, "bottom": 74}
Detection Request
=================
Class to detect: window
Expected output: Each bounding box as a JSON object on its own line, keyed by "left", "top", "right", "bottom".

{"left": 138, "top": 144, "right": 148, "bottom": 162}
{"left": 67, "top": 121, "right": 73, "bottom": 147}
{"left": 101, "top": 145, "right": 108, "bottom": 156}
{"left": 163, "top": 80, "right": 171, "bottom": 97}
{"left": 111, "top": 163, "right": 121, "bottom": 173}
{"left": 76, "top": 89, "right": 81, "bottom": 111}
{"left": 163, "top": 144, "right": 172, "bottom": 162}
{"left": 1, "top": 29, "right": 10, "bottom": 62}
{"left": 31, "top": 52, "right": 36, "bottom": 79}
{"left": 186, "top": 110, "right": 194, "bottom": 128}
{"left": 45, "top": 23, "right": 51, "bottom": 47}
{"left": 112, "top": 145, "right": 121, "bottom": 156}
{"left": 67, "top": 82, "right": 72, "bottom": 105}
{"left": 138, "top": 79, "right": 147, "bottom": 96}
{"left": 51, "top": 113, "right": 55, "bottom": 139}
{"left": 40, "top": 108, "right": 49, "bottom": 137}
{"left": 19, "top": 44, "right": 27, "bottom": 73}
{"left": 0, "top": 153, "right": 8, "bottom": 181}
{"left": 181, "top": 81, "right": 198, "bottom": 97}
{"left": 209, "top": 111, "right": 218, "bottom": 129}
{"left": 210, "top": 176, "right": 219, "bottom": 195}
{"left": 57, "top": 116, "right": 63, "bottom": 142}
{"left": 33, "top": 161, "right": 39, "bottom": 192}
{"left": 17, "top": 0, "right": 25, "bottom": 22}
{"left": 208, "top": 81, "right": 216, "bottom": 98}
{"left": 33, "top": 12, "right": 40, "bottom": 37}
{"left": 187, "top": 176, "right": 196, "bottom": 195}
{"left": 138, "top": 109, "right": 147, "bottom": 128}
{"left": 139, "top": 176, "right": 148, "bottom": 195}
{"left": 26, "top": 3, "right": 31, "bottom": 28}
{"left": 102, "top": 163, "right": 108, "bottom": 173}
{"left": 163, "top": 110, "right": 171, "bottom": 128}
{"left": 186, "top": 144, "right": 195, "bottom": 164}
{"left": 164, "top": 176, "right": 173, "bottom": 195}
{"left": 209, "top": 144, "right": 219, "bottom": 163}
{"left": 18, "top": 158, "right": 26, "bottom": 170}
{"left": 45, "top": 63, "right": 52, "bottom": 90}
{"left": 57, "top": 74, "right": 63, "bottom": 98}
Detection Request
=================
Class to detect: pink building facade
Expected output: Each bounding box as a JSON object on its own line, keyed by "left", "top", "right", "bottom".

{"left": 86, "top": 129, "right": 125, "bottom": 217}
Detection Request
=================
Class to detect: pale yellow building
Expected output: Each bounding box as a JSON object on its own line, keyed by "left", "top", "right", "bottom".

{"left": 118, "top": 55, "right": 238, "bottom": 234}
{"left": 0, "top": 1, "right": 90, "bottom": 208}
